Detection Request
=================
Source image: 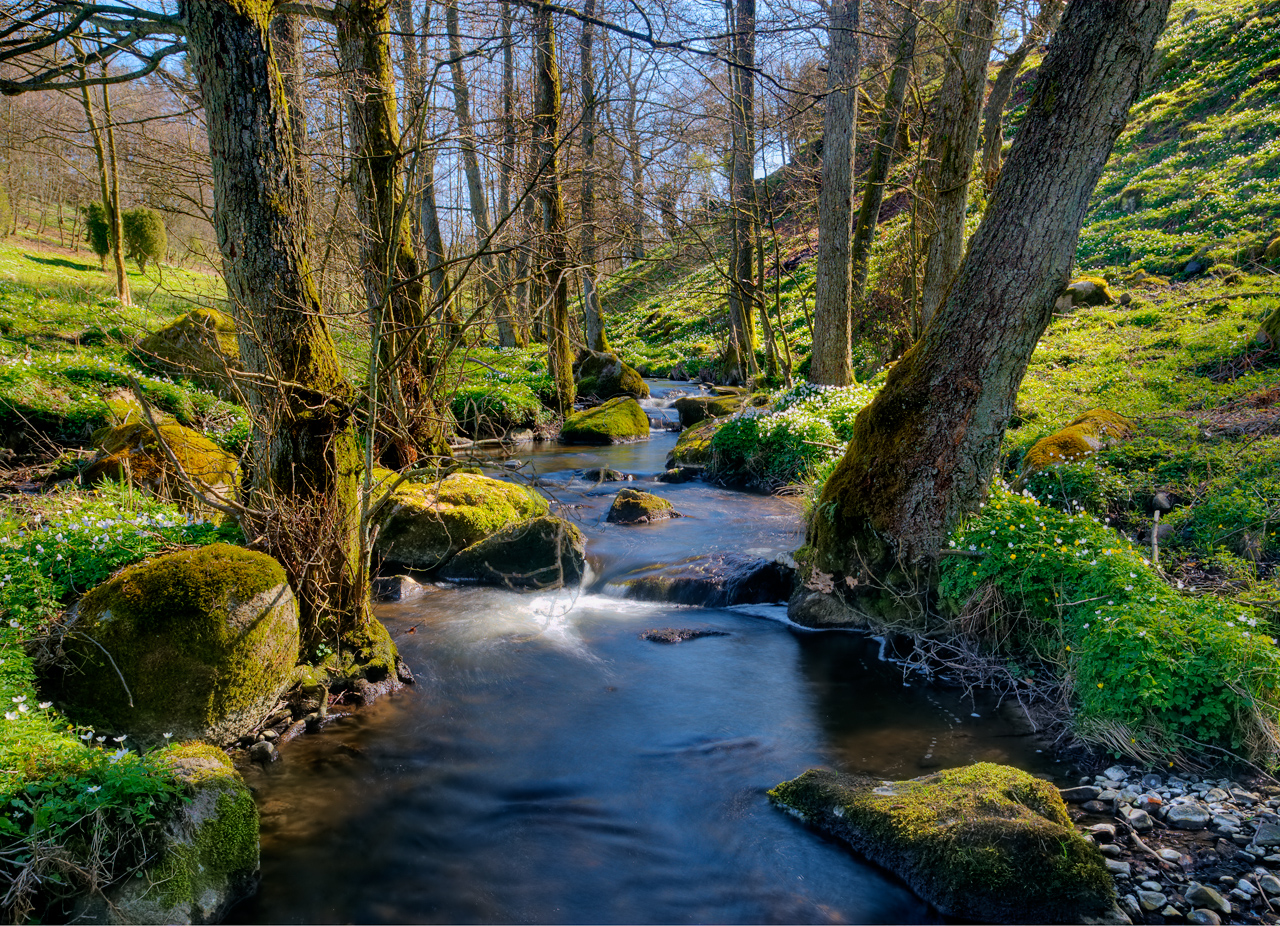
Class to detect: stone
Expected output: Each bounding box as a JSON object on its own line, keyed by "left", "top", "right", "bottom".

{"left": 1100, "top": 845, "right": 1124, "bottom": 859}
{"left": 1098, "top": 789, "right": 1121, "bottom": 802}
{"left": 1017, "top": 411, "right": 1133, "bottom": 484}
{"left": 1138, "top": 891, "right": 1166, "bottom": 912}
{"left": 638, "top": 628, "right": 730, "bottom": 644}
{"left": 657, "top": 465, "right": 703, "bottom": 484}
{"left": 1259, "top": 874, "right": 1280, "bottom": 895}
{"left": 1106, "top": 859, "right": 1132, "bottom": 878}
{"left": 1189, "top": 910, "right": 1222, "bottom": 925}
{"left": 1185, "top": 882, "right": 1232, "bottom": 915}
{"left": 372, "top": 574, "right": 428, "bottom": 602}
{"left": 1160, "top": 906, "right": 1179, "bottom": 918}
{"left": 1125, "top": 809, "right": 1154, "bottom": 832}
{"left": 248, "top": 740, "right": 277, "bottom": 764}
{"left": 606, "top": 488, "right": 680, "bottom": 524}
{"left": 82, "top": 419, "right": 239, "bottom": 514}
{"left": 786, "top": 588, "right": 872, "bottom": 630}
{"left": 1141, "top": 773, "right": 1164, "bottom": 790}
{"left": 1103, "top": 766, "right": 1130, "bottom": 783}
{"left": 581, "top": 467, "right": 633, "bottom": 483}
{"left": 768, "top": 764, "right": 1117, "bottom": 924}
{"left": 135, "top": 307, "right": 241, "bottom": 396}
{"left": 1089, "top": 823, "right": 1117, "bottom": 843}
{"left": 439, "top": 516, "right": 587, "bottom": 590}
{"left": 573, "top": 349, "right": 649, "bottom": 400}
{"left": 56, "top": 544, "right": 299, "bottom": 746}
{"left": 1062, "top": 786, "right": 1102, "bottom": 803}
{"left": 1254, "top": 821, "right": 1280, "bottom": 847}
{"left": 616, "top": 553, "right": 794, "bottom": 607}
{"left": 560, "top": 396, "right": 651, "bottom": 445}
{"left": 1168, "top": 803, "right": 1212, "bottom": 830}
{"left": 373, "top": 472, "right": 548, "bottom": 571}
{"left": 1083, "top": 800, "right": 1110, "bottom": 815}
{"left": 75, "top": 744, "right": 259, "bottom": 924}
{"left": 667, "top": 418, "right": 722, "bottom": 467}
{"left": 1158, "top": 848, "right": 1183, "bottom": 863}
{"left": 1056, "top": 277, "right": 1117, "bottom": 311}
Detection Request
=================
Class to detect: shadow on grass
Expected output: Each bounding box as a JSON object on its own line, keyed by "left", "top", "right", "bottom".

{"left": 24, "top": 254, "right": 99, "bottom": 274}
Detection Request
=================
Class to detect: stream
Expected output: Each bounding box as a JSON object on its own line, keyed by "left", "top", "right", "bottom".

{"left": 228, "top": 381, "right": 1069, "bottom": 925}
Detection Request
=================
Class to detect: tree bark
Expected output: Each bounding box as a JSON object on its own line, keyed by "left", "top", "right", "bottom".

{"left": 980, "top": 0, "right": 1065, "bottom": 190}
{"left": 578, "top": 0, "right": 609, "bottom": 354}
{"left": 181, "top": 0, "right": 382, "bottom": 650}
{"left": 533, "top": 4, "right": 575, "bottom": 415}
{"left": 445, "top": 0, "right": 522, "bottom": 347}
{"left": 727, "top": 0, "right": 759, "bottom": 382}
{"left": 809, "top": 0, "right": 862, "bottom": 386}
{"left": 917, "top": 0, "right": 998, "bottom": 330}
{"left": 809, "top": 0, "right": 1173, "bottom": 585}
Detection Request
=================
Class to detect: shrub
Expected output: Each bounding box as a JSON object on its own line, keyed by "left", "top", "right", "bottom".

{"left": 121, "top": 207, "right": 166, "bottom": 272}
{"left": 450, "top": 381, "right": 553, "bottom": 438}
{"left": 82, "top": 202, "right": 110, "bottom": 268}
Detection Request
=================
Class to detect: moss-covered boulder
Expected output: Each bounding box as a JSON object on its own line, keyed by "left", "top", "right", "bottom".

{"left": 1017, "top": 409, "right": 1133, "bottom": 483}
{"left": 674, "top": 396, "right": 714, "bottom": 427}
{"left": 769, "top": 764, "right": 1117, "bottom": 924}
{"left": 80, "top": 744, "right": 259, "bottom": 924}
{"left": 1055, "top": 277, "right": 1116, "bottom": 311}
{"left": 82, "top": 419, "right": 239, "bottom": 513}
{"left": 58, "top": 544, "right": 299, "bottom": 745}
{"left": 667, "top": 418, "right": 721, "bottom": 467}
{"left": 574, "top": 350, "right": 650, "bottom": 400}
{"left": 606, "top": 488, "right": 680, "bottom": 524}
{"left": 559, "top": 396, "right": 650, "bottom": 445}
{"left": 374, "top": 472, "right": 549, "bottom": 571}
{"left": 136, "top": 308, "right": 242, "bottom": 397}
{"left": 440, "top": 515, "right": 586, "bottom": 589}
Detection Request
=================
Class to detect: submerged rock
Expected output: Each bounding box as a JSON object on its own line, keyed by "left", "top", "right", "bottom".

{"left": 76, "top": 744, "right": 259, "bottom": 924}
{"left": 439, "top": 515, "right": 586, "bottom": 589}
{"left": 617, "top": 553, "right": 794, "bottom": 607}
{"left": 374, "top": 472, "right": 548, "bottom": 571}
{"left": 606, "top": 488, "right": 679, "bottom": 524}
{"left": 639, "top": 628, "right": 730, "bottom": 644}
{"left": 574, "top": 349, "right": 649, "bottom": 400}
{"left": 769, "top": 763, "right": 1118, "bottom": 924}
{"left": 560, "top": 396, "right": 650, "bottom": 445}
{"left": 56, "top": 544, "right": 299, "bottom": 745}
{"left": 82, "top": 419, "right": 239, "bottom": 513}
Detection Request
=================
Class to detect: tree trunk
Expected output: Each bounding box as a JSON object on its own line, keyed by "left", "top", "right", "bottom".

{"left": 181, "top": 0, "right": 384, "bottom": 654}
{"left": 917, "top": 0, "right": 998, "bottom": 330}
{"left": 533, "top": 4, "right": 575, "bottom": 416}
{"left": 980, "top": 0, "right": 1065, "bottom": 191}
{"left": 809, "top": 0, "right": 861, "bottom": 386}
{"left": 578, "top": 0, "right": 609, "bottom": 354}
{"left": 445, "top": 0, "right": 522, "bottom": 347}
{"left": 809, "top": 0, "right": 1173, "bottom": 587}
{"left": 271, "top": 11, "right": 310, "bottom": 218}
{"left": 727, "top": 0, "right": 759, "bottom": 381}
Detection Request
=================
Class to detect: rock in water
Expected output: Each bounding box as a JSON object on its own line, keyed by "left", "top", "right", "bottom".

{"left": 617, "top": 553, "right": 794, "bottom": 607}
{"left": 75, "top": 744, "right": 260, "bottom": 924}
{"left": 768, "top": 764, "right": 1117, "bottom": 924}
{"left": 573, "top": 349, "right": 649, "bottom": 400}
{"left": 606, "top": 488, "right": 679, "bottom": 524}
{"left": 439, "top": 516, "right": 586, "bottom": 589}
{"left": 667, "top": 418, "right": 721, "bottom": 467}
{"left": 559, "top": 397, "right": 651, "bottom": 445}
{"left": 55, "top": 543, "right": 300, "bottom": 745}
{"left": 639, "top": 628, "right": 730, "bottom": 644}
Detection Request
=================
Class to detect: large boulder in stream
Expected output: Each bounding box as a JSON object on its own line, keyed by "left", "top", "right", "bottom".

{"left": 559, "top": 396, "right": 650, "bottom": 445}
{"left": 667, "top": 418, "right": 721, "bottom": 467}
{"left": 374, "top": 472, "right": 549, "bottom": 571}
{"left": 606, "top": 488, "right": 680, "bottom": 524}
{"left": 615, "top": 553, "right": 794, "bottom": 607}
{"left": 769, "top": 763, "right": 1119, "bottom": 924}
{"left": 574, "top": 349, "right": 649, "bottom": 400}
{"left": 673, "top": 394, "right": 750, "bottom": 428}
{"left": 56, "top": 544, "right": 300, "bottom": 746}
{"left": 440, "top": 515, "right": 586, "bottom": 589}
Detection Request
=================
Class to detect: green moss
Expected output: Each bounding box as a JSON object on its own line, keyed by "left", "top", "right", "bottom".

{"left": 669, "top": 418, "right": 721, "bottom": 466}
{"left": 1018, "top": 408, "right": 1133, "bottom": 478}
{"left": 60, "top": 543, "right": 300, "bottom": 744}
{"left": 769, "top": 763, "right": 1114, "bottom": 924}
{"left": 374, "top": 472, "right": 549, "bottom": 571}
{"left": 82, "top": 418, "right": 240, "bottom": 512}
{"left": 606, "top": 488, "right": 678, "bottom": 524}
{"left": 441, "top": 515, "right": 586, "bottom": 588}
{"left": 575, "top": 350, "right": 650, "bottom": 399}
{"left": 559, "top": 396, "right": 650, "bottom": 444}
{"left": 135, "top": 308, "right": 241, "bottom": 396}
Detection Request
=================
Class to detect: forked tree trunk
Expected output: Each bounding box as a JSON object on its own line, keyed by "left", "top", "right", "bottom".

{"left": 578, "top": 0, "right": 609, "bottom": 354}
{"left": 917, "top": 0, "right": 998, "bottom": 330}
{"left": 809, "top": 0, "right": 1173, "bottom": 585}
{"left": 181, "top": 0, "right": 382, "bottom": 651}
{"left": 533, "top": 4, "right": 575, "bottom": 415}
{"left": 809, "top": 0, "right": 861, "bottom": 386}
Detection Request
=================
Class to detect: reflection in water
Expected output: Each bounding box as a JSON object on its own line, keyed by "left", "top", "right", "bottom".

{"left": 229, "top": 384, "right": 1064, "bottom": 925}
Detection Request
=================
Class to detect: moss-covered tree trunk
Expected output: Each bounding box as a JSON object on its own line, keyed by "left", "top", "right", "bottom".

{"left": 916, "top": 0, "right": 997, "bottom": 331}
{"left": 578, "top": 0, "right": 610, "bottom": 354}
{"left": 809, "top": 0, "right": 1173, "bottom": 588}
{"left": 336, "top": 0, "right": 447, "bottom": 467}
{"left": 181, "top": 0, "right": 383, "bottom": 655}
{"left": 809, "top": 0, "right": 861, "bottom": 386}
{"left": 727, "top": 0, "right": 760, "bottom": 381}
{"left": 533, "top": 4, "right": 575, "bottom": 416}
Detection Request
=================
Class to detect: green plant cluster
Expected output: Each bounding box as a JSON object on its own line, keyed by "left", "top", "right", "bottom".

{"left": 122, "top": 207, "right": 166, "bottom": 273}
{"left": 939, "top": 487, "right": 1280, "bottom": 761}
{"left": 450, "top": 381, "right": 553, "bottom": 438}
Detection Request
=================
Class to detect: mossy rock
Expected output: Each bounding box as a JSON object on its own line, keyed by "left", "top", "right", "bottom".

{"left": 668, "top": 418, "right": 722, "bottom": 467}
{"left": 58, "top": 544, "right": 300, "bottom": 745}
{"left": 559, "top": 396, "right": 650, "bottom": 445}
{"left": 440, "top": 515, "right": 586, "bottom": 589}
{"left": 1055, "top": 278, "right": 1116, "bottom": 311}
{"left": 1017, "top": 409, "right": 1133, "bottom": 483}
{"left": 82, "top": 419, "right": 239, "bottom": 513}
{"left": 136, "top": 308, "right": 242, "bottom": 398}
{"left": 674, "top": 396, "right": 714, "bottom": 427}
{"left": 574, "top": 349, "right": 650, "bottom": 400}
{"left": 374, "top": 472, "right": 549, "bottom": 571}
{"left": 79, "top": 743, "right": 260, "bottom": 924}
{"left": 606, "top": 487, "right": 680, "bottom": 524}
{"left": 769, "top": 764, "right": 1116, "bottom": 924}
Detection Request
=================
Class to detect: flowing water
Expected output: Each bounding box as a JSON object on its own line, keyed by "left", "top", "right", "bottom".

{"left": 229, "top": 382, "right": 1068, "bottom": 925}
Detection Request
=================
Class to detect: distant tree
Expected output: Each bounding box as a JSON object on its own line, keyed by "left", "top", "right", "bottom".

{"left": 122, "top": 206, "right": 166, "bottom": 271}
{"left": 82, "top": 200, "right": 110, "bottom": 267}
{"left": 0, "top": 185, "right": 9, "bottom": 237}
